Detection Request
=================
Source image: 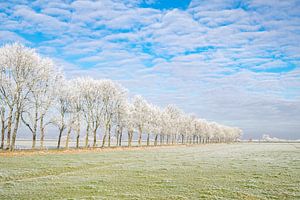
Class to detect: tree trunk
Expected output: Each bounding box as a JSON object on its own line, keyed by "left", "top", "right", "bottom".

{"left": 138, "top": 126, "right": 142, "bottom": 146}
{"left": 10, "top": 111, "right": 21, "bottom": 151}
{"left": 166, "top": 135, "right": 168, "bottom": 144}
{"left": 102, "top": 123, "right": 110, "bottom": 147}
{"left": 76, "top": 133, "right": 80, "bottom": 148}
{"left": 154, "top": 134, "right": 158, "bottom": 146}
{"left": 116, "top": 128, "right": 119, "bottom": 146}
{"left": 181, "top": 134, "right": 184, "bottom": 144}
{"left": 127, "top": 131, "right": 131, "bottom": 147}
{"left": 85, "top": 124, "right": 90, "bottom": 148}
{"left": 65, "top": 126, "right": 72, "bottom": 149}
{"left": 75, "top": 119, "right": 80, "bottom": 148}
{"left": 32, "top": 128, "right": 37, "bottom": 149}
{"left": 31, "top": 109, "right": 38, "bottom": 149}
{"left": 172, "top": 135, "right": 175, "bottom": 145}
{"left": 6, "top": 108, "right": 13, "bottom": 150}
{"left": 147, "top": 133, "right": 150, "bottom": 146}
{"left": 101, "top": 133, "right": 106, "bottom": 147}
{"left": 1, "top": 109, "right": 5, "bottom": 149}
{"left": 40, "top": 116, "right": 45, "bottom": 149}
{"left": 1, "top": 123, "right": 4, "bottom": 149}
{"left": 127, "top": 130, "right": 131, "bottom": 147}
{"left": 57, "top": 128, "right": 63, "bottom": 149}
{"left": 160, "top": 134, "right": 163, "bottom": 145}
{"left": 108, "top": 124, "right": 111, "bottom": 147}
{"left": 119, "top": 127, "right": 123, "bottom": 147}
{"left": 93, "top": 128, "right": 97, "bottom": 147}
{"left": 76, "top": 129, "right": 80, "bottom": 149}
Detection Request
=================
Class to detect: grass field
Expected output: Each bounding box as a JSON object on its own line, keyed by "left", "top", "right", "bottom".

{"left": 0, "top": 143, "right": 299, "bottom": 199}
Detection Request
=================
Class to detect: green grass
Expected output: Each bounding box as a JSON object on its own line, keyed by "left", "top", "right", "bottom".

{"left": 0, "top": 143, "right": 299, "bottom": 199}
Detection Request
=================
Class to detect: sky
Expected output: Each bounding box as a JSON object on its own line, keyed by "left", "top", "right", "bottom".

{"left": 0, "top": 0, "right": 300, "bottom": 139}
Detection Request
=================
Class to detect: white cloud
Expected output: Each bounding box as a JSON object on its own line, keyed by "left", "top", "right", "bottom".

{"left": 13, "top": 5, "right": 69, "bottom": 34}
{"left": 0, "top": 31, "right": 29, "bottom": 44}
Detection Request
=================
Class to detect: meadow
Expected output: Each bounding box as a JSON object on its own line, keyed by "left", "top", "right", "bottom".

{"left": 0, "top": 143, "right": 299, "bottom": 199}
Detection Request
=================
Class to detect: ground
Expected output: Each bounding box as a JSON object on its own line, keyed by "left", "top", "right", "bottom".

{"left": 0, "top": 143, "right": 299, "bottom": 199}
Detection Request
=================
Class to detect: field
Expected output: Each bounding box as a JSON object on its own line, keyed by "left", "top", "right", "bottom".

{"left": 0, "top": 143, "right": 299, "bottom": 200}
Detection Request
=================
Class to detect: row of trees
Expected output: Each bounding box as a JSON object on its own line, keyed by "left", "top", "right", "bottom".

{"left": 0, "top": 43, "right": 242, "bottom": 151}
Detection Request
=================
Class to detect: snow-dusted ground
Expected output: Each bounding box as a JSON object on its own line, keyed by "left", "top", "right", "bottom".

{"left": 0, "top": 143, "right": 299, "bottom": 199}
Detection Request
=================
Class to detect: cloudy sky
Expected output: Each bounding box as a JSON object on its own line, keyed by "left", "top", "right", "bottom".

{"left": 0, "top": 0, "right": 300, "bottom": 139}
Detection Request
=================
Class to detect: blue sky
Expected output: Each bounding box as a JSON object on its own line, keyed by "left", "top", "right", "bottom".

{"left": 0, "top": 0, "right": 300, "bottom": 139}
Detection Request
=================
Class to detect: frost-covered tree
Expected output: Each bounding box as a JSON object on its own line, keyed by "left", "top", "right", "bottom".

{"left": 0, "top": 43, "right": 49, "bottom": 150}
{"left": 38, "top": 72, "right": 62, "bottom": 149}
{"left": 65, "top": 79, "right": 83, "bottom": 148}
{"left": 75, "top": 78, "right": 102, "bottom": 148}
{"left": 145, "top": 103, "right": 157, "bottom": 146}
{"left": 132, "top": 95, "right": 149, "bottom": 146}
{"left": 100, "top": 80, "right": 127, "bottom": 147}
{"left": 124, "top": 103, "right": 135, "bottom": 147}
{"left": 63, "top": 80, "right": 83, "bottom": 149}
{"left": 113, "top": 97, "right": 128, "bottom": 147}
{"left": 53, "top": 79, "right": 71, "bottom": 149}
{"left": 21, "top": 57, "right": 60, "bottom": 149}
{"left": 164, "top": 105, "right": 181, "bottom": 144}
{"left": 75, "top": 78, "right": 93, "bottom": 148}
{"left": 152, "top": 107, "right": 163, "bottom": 146}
